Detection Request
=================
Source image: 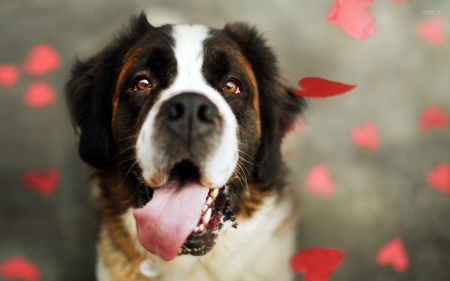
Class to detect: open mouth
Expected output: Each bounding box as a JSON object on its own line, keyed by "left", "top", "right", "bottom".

{"left": 133, "top": 160, "right": 237, "bottom": 261}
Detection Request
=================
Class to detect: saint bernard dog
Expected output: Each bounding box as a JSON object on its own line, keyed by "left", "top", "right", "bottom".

{"left": 66, "top": 12, "right": 306, "bottom": 281}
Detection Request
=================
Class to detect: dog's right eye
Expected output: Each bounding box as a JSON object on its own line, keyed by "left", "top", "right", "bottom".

{"left": 133, "top": 79, "right": 152, "bottom": 91}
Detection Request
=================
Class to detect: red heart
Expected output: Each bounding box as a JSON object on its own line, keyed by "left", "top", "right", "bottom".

{"left": 350, "top": 121, "right": 380, "bottom": 151}
{"left": 418, "top": 104, "right": 448, "bottom": 131}
{"left": 376, "top": 237, "right": 409, "bottom": 272}
{"left": 291, "top": 248, "right": 345, "bottom": 281}
{"left": 415, "top": 17, "right": 446, "bottom": 46}
{"left": 23, "top": 80, "right": 57, "bottom": 108}
{"left": 0, "top": 256, "right": 41, "bottom": 281}
{"left": 21, "top": 168, "right": 60, "bottom": 196}
{"left": 0, "top": 64, "right": 20, "bottom": 88}
{"left": 304, "top": 165, "right": 335, "bottom": 197}
{"left": 427, "top": 162, "right": 450, "bottom": 194}
{"left": 326, "top": 0, "right": 377, "bottom": 40}
{"left": 293, "top": 77, "right": 356, "bottom": 98}
{"left": 22, "top": 43, "right": 61, "bottom": 76}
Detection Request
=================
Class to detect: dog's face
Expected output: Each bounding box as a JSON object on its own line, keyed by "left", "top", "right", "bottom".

{"left": 66, "top": 13, "right": 305, "bottom": 262}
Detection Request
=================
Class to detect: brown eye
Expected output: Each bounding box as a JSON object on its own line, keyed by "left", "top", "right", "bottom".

{"left": 133, "top": 79, "right": 152, "bottom": 91}
{"left": 222, "top": 81, "right": 241, "bottom": 94}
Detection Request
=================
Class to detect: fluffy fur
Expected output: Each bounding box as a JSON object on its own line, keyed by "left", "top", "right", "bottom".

{"left": 66, "top": 12, "right": 306, "bottom": 281}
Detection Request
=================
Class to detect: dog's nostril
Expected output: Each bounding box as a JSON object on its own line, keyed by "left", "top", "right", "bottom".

{"left": 166, "top": 103, "right": 184, "bottom": 121}
{"left": 198, "top": 105, "right": 214, "bottom": 123}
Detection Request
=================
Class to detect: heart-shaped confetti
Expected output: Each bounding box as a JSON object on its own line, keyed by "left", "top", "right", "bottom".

{"left": 285, "top": 117, "right": 307, "bottom": 137}
{"left": 0, "top": 256, "right": 41, "bottom": 281}
{"left": 418, "top": 104, "right": 448, "bottom": 131}
{"left": 22, "top": 43, "right": 61, "bottom": 76}
{"left": 304, "top": 165, "right": 336, "bottom": 197}
{"left": 23, "top": 80, "right": 57, "bottom": 108}
{"left": 21, "top": 168, "right": 60, "bottom": 196}
{"left": 415, "top": 17, "right": 446, "bottom": 46}
{"left": 376, "top": 237, "right": 409, "bottom": 272}
{"left": 326, "top": 0, "right": 377, "bottom": 40}
{"left": 291, "top": 248, "right": 346, "bottom": 281}
{"left": 293, "top": 77, "right": 356, "bottom": 98}
{"left": 0, "top": 64, "right": 20, "bottom": 88}
{"left": 427, "top": 162, "right": 450, "bottom": 194}
{"left": 350, "top": 121, "right": 380, "bottom": 151}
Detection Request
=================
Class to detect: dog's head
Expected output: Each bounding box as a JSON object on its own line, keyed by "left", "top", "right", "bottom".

{"left": 66, "top": 13, "right": 305, "bottom": 261}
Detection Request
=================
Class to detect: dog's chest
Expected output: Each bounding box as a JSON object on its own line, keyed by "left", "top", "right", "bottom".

{"left": 99, "top": 194, "right": 296, "bottom": 281}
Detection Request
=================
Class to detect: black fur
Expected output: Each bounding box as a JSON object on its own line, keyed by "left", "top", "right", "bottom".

{"left": 66, "top": 12, "right": 153, "bottom": 168}
{"left": 223, "top": 23, "right": 307, "bottom": 184}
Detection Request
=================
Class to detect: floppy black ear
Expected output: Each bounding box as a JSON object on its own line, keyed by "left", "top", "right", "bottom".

{"left": 66, "top": 12, "right": 152, "bottom": 168}
{"left": 223, "top": 23, "right": 306, "bottom": 183}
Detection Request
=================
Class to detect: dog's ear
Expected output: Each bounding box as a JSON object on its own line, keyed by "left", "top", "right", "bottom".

{"left": 223, "top": 23, "right": 306, "bottom": 183}
{"left": 66, "top": 12, "right": 152, "bottom": 168}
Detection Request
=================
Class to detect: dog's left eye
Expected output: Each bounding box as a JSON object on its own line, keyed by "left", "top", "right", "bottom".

{"left": 133, "top": 78, "right": 152, "bottom": 91}
{"left": 222, "top": 81, "right": 241, "bottom": 94}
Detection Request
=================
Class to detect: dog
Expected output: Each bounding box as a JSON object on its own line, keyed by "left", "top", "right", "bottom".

{"left": 66, "top": 12, "right": 306, "bottom": 281}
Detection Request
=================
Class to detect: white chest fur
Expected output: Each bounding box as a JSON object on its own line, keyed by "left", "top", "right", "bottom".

{"left": 97, "top": 192, "right": 296, "bottom": 281}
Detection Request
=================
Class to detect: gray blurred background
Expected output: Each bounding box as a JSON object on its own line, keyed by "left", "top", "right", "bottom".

{"left": 1, "top": 0, "right": 449, "bottom": 280}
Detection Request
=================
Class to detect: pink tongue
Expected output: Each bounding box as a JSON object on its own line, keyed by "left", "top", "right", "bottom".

{"left": 133, "top": 180, "right": 209, "bottom": 261}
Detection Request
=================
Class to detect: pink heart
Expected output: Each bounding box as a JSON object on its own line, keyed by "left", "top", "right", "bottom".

{"left": 291, "top": 248, "right": 346, "bottom": 281}
{"left": 293, "top": 77, "right": 357, "bottom": 98}
{"left": 23, "top": 80, "right": 57, "bottom": 108}
{"left": 285, "top": 117, "right": 307, "bottom": 137}
{"left": 0, "top": 64, "right": 20, "bottom": 88}
{"left": 376, "top": 237, "right": 409, "bottom": 272}
{"left": 21, "top": 168, "right": 60, "bottom": 196}
{"left": 22, "top": 43, "right": 61, "bottom": 76}
{"left": 304, "top": 165, "right": 336, "bottom": 197}
{"left": 427, "top": 162, "right": 450, "bottom": 194}
{"left": 0, "top": 256, "right": 41, "bottom": 281}
{"left": 415, "top": 17, "right": 446, "bottom": 46}
{"left": 350, "top": 121, "right": 380, "bottom": 151}
{"left": 326, "top": 0, "right": 377, "bottom": 40}
{"left": 418, "top": 104, "right": 448, "bottom": 131}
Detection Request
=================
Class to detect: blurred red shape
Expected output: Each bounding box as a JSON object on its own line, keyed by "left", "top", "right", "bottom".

{"left": 427, "top": 162, "right": 450, "bottom": 194}
{"left": 21, "top": 168, "right": 60, "bottom": 196}
{"left": 418, "top": 104, "right": 448, "bottom": 131}
{"left": 350, "top": 121, "right": 380, "bottom": 151}
{"left": 326, "top": 0, "right": 376, "bottom": 40}
{"left": 304, "top": 165, "right": 336, "bottom": 197}
{"left": 293, "top": 77, "right": 356, "bottom": 98}
{"left": 23, "top": 80, "right": 57, "bottom": 108}
{"left": 22, "top": 43, "right": 61, "bottom": 76}
{"left": 291, "top": 248, "right": 345, "bottom": 281}
{"left": 0, "top": 256, "right": 41, "bottom": 281}
{"left": 0, "top": 64, "right": 20, "bottom": 88}
{"left": 415, "top": 17, "right": 446, "bottom": 46}
{"left": 376, "top": 237, "right": 409, "bottom": 272}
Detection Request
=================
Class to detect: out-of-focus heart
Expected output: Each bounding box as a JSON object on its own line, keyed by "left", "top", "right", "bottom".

{"left": 0, "top": 64, "right": 20, "bottom": 88}
{"left": 291, "top": 248, "right": 346, "bottom": 281}
{"left": 326, "top": 0, "right": 377, "bottom": 40}
{"left": 0, "top": 256, "right": 41, "bottom": 281}
{"left": 304, "top": 165, "right": 336, "bottom": 197}
{"left": 23, "top": 80, "right": 57, "bottom": 108}
{"left": 427, "top": 162, "right": 450, "bottom": 194}
{"left": 418, "top": 104, "right": 448, "bottom": 131}
{"left": 415, "top": 17, "right": 446, "bottom": 46}
{"left": 21, "top": 168, "right": 60, "bottom": 196}
{"left": 350, "top": 121, "right": 380, "bottom": 151}
{"left": 293, "top": 77, "right": 356, "bottom": 98}
{"left": 376, "top": 237, "right": 409, "bottom": 272}
{"left": 22, "top": 43, "right": 61, "bottom": 76}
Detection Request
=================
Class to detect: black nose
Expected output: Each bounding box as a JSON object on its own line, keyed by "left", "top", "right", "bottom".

{"left": 160, "top": 93, "right": 219, "bottom": 144}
